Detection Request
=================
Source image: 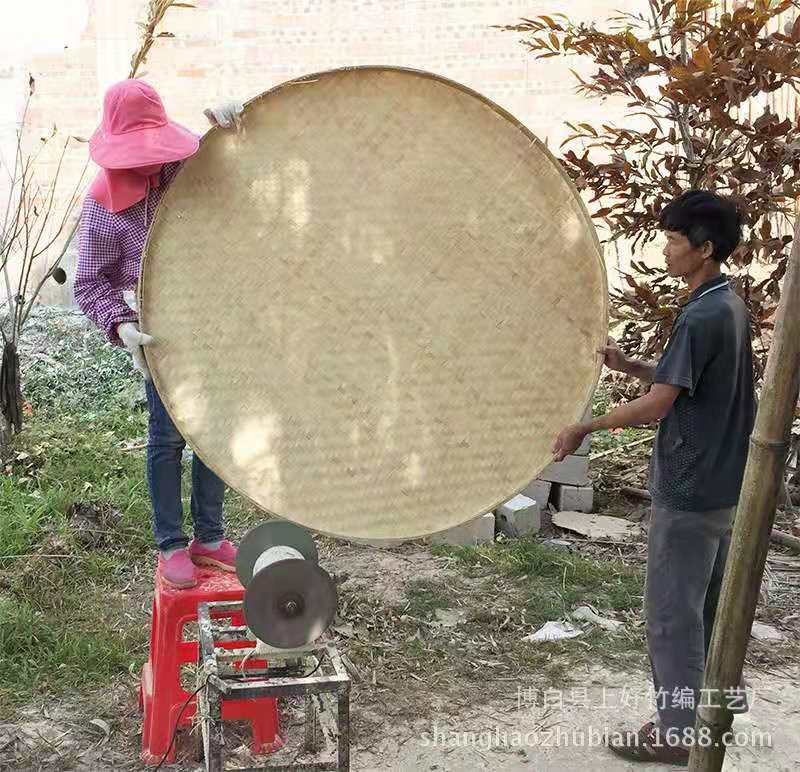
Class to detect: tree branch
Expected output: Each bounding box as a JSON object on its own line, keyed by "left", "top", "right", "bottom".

{"left": 648, "top": 0, "right": 697, "bottom": 163}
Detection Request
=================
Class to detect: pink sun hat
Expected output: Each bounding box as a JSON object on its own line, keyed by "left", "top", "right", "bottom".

{"left": 89, "top": 79, "right": 199, "bottom": 170}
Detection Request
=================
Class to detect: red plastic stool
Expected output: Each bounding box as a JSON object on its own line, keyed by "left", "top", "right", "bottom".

{"left": 139, "top": 563, "right": 281, "bottom": 765}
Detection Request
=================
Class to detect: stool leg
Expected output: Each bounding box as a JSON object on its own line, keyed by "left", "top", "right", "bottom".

{"left": 141, "top": 609, "right": 185, "bottom": 763}
{"left": 140, "top": 594, "right": 158, "bottom": 719}
{"left": 144, "top": 696, "right": 180, "bottom": 765}
{"left": 249, "top": 700, "right": 280, "bottom": 753}
{"left": 140, "top": 595, "right": 161, "bottom": 762}
{"left": 140, "top": 664, "right": 154, "bottom": 761}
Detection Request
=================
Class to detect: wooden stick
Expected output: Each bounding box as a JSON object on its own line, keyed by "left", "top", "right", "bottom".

{"left": 691, "top": 215, "right": 800, "bottom": 771}
{"left": 121, "top": 442, "right": 147, "bottom": 452}
{"left": 620, "top": 486, "right": 652, "bottom": 500}
{"left": 617, "top": 486, "right": 798, "bottom": 553}
{"left": 770, "top": 528, "right": 800, "bottom": 553}
{"left": 589, "top": 434, "right": 654, "bottom": 461}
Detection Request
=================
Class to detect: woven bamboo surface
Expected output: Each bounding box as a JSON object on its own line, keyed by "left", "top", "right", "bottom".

{"left": 140, "top": 66, "right": 607, "bottom": 540}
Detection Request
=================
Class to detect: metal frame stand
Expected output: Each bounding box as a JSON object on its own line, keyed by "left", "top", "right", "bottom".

{"left": 197, "top": 600, "right": 351, "bottom": 772}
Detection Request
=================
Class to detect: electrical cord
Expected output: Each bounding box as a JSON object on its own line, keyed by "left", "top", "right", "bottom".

{"left": 153, "top": 656, "right": 321, "bottom": 769}
{"left": 300, "top": 655, "right": 322, "bottom": 679}
{"left": 154, "top": 677, "right": 209, "bottom": 771}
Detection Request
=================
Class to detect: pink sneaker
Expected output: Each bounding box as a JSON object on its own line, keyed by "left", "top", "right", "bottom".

{"left": 158, "top": 549, "right": 197, "bottom": 589}
{"left": 188, "top": 539, "right": 237, "bottom": 571}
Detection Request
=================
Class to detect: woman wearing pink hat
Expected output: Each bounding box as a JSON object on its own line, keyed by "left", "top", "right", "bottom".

{"left": 75, "top": 79, "right": 242, "bottom": 589}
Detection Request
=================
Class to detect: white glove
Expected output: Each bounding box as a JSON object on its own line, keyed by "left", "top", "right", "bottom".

{"left": 204, "top": 100, "right": 244, "bottom": 131}
{"left": 118, "top": 322, "right": 154, "bottom": 381}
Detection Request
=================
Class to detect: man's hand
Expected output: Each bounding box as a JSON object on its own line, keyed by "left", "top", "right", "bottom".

{"left": 204, "top": 101, "right": 245, "bottom": 132}
{"left": 118, "top": 322, "right": 154, "bottom": 381}
{"left": 552, "top": 421, "right": 591, "bottom": 463}
{"left": 598, "top": 336, "right": 629, "bottom": 373}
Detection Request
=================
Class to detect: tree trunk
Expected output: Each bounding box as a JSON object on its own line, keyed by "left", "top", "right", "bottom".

{"left": 0, "top": 341, "right": 23, "bottom": 451}
{"left": 689, "top": 217, "right": 800, "bottom": 770}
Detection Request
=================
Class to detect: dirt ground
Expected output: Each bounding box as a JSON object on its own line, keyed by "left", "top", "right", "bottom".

{"left": 2, "top": 645, "right": 798, "bottom": 771}
{"left": 354, "top": 666, "right": 800, "bottom": 771}
{"left": 1, "top": 536, "right": 798, "bottom": 772}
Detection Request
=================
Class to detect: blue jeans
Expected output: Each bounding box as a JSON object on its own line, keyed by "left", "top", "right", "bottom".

{"left": 145, "top": 380, "right": 226, "bottom": 551}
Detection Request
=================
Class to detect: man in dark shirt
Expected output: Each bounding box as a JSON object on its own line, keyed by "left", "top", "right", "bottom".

{"left": 553, "top": 190, "right": 754, "bottom": 766}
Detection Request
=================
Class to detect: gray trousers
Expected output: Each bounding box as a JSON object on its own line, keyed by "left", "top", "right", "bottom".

{"left": 645, "top": 504, "right": 734, "bottom": 731}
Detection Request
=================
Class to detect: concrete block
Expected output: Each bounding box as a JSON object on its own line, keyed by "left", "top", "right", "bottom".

{"left": 538, "top": 454, "right": 590, "bottom": 486}
{"left": 475, "top": 512, "right": 495, "bottom": 543}
{"left": 496, "top": 494, "right": 541, "bottom": 537}
{"left": 430, "top": 513, "right": 495, "bottom": 547}
{"left": 574, "top": 433, "right": 591, "bottom": 456}
{"left": 554, "top": 484, "right": 594, "bottom": 513}
{"left": 521, "top": 479, "right": 552, "bottom": 506}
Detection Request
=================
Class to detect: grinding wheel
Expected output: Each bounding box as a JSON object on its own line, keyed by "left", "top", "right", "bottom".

{"left": 236, "top": 520, "right": 319, "bottom": 586}
{"left": 243, "top": 558, "right": 338, "bottom": 649}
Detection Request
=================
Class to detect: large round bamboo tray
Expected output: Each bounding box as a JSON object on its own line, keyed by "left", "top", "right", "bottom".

{"left": 140, "top": 66, "right": 607, "bottom": 541}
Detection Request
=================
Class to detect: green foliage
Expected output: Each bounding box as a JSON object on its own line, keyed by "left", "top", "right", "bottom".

{"left": 501, "top": 1, "right": 800, "bottom": 373}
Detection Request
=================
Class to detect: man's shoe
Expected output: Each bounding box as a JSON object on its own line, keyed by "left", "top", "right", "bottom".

{"left": 188, "top": 539, "right": 237, "bottom": 571}
{"left": 607, "top": 721, "right": 689, "bottom": 766}
{"left": 158, "top": 549, "right": 197, "bottom": 589}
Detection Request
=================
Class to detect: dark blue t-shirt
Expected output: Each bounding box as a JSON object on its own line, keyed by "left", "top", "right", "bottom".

{"left": 649, "top": 275, "right": 756, "bottom": 511}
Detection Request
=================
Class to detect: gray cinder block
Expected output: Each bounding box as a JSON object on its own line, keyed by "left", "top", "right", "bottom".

{"left": 538, "top": 455, "right": 590, "bottom": 487}
{"left": 521, "top": 479, "right": 552, "bottom": 506}
{"left": 496, "top": 494, "right": 541, "bottom": 537}
{"left": 430, "top": 513, "right": 495, "bottom": 547}
{"left": 554, "top": 484, "right": 594, "bottom": 513}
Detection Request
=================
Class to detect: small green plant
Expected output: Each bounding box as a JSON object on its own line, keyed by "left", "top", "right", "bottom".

{"left": 403, "top": 578, "right": 454, "bottom": 617}
{"left": 0, "top": 476, "right": 53, "bottom": 556}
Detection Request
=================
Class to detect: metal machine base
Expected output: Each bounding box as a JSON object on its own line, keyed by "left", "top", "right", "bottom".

{"left": 197, "top": 600, "right": 351, "bottom": 771}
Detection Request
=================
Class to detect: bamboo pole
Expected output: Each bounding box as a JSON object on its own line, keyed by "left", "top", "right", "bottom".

{"left": 689, "top": 216, "right": 800, "bottom": 770}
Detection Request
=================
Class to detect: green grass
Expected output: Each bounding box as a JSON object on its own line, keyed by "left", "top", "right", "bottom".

{"left": 2, "top": 409, "right": 152, "bottom": 555}
{"left": 0, "top": 475, "right": 56, "bottom": 556}
{"left": 0, "top": 399, "right": 264, "bottom": 710}
{"left": 0, "top": 312, "right": 267, "bottom": 711}
{"left": 0, "top": 587, "right": 139, "bottom": 700}
{"left": 0, "top": 405, "right": 152, "bottom": 708}
{"left": 431, "top": 539, "right": 643, "bottom": 621}
{"left": 403, "top": 578, "right": 455, "bottom": 617}
{"left": 396, "top": 540, "right": 650, "bottom": 685}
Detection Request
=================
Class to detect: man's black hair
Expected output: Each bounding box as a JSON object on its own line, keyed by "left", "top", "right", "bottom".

{"left": 658, "top": 190, "right": 742, "bottom": 262}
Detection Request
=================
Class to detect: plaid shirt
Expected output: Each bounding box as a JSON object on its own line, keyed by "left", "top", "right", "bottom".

{"left": 75, "top": 162, "right": 181, "bottom": 345}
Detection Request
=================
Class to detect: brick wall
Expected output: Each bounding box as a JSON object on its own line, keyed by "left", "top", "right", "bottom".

{"left": 3, "top": 0, "right": 643, "bottom": 307}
